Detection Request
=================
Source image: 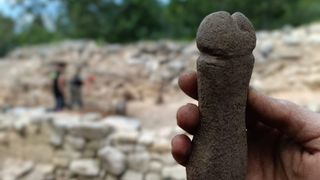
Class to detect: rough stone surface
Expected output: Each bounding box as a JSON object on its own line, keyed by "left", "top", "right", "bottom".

{"left": 160, "top": 153, "right": 176, "bottom": 166}
{"left": 127, "top": 152, "right": 150, "bottom": 172}
{"left": 162, "top": 165, "right": 186, "bottom": 180}
{"left": 23, "top": 164, "right": 55, "bottom": 180}
{"left": 0, "top": 159, "right": 34, "bottom": 180}
{"left": 65, "top": 135, "right": 86, "bottom": 150}
{"left": 110, "top": 131, "right": 139, "bottom": 145}
{"left": 98, "top": 146, "right": 126, "bottom": 176}
{"left": 69, "top": 159, "right": 100, "bottom": 177}
{"left": 53, "top": 157, "right": 70, "bottom": 168}
{"left": 0, "top": 132, "right": 9, "bottom": 146}
{"left": 104, "top": 175, "right": 118, "bottom": 180}
{"left": 138, "top": 130, "right": 155, "bottom": 146}
{"left": 150, "top": 138, "right": 171, "bottom": 153}
{"left": 0, "top": 24, "right": 319, "bottom": 112}
{"left": 102, "top": 116, "right": 141, "bottom": 131}
{"left": 148, "top": 161, "right": 163, "bottom": 173}
{"left": 121, "top": 171, "right": 143, "bottom": 180}
{"left": 187, "top": 11, "right": 256, "bottom": 180}
{"left": 145, "top": 173, "right": 161, "bottom": 180}
{"left": 69, "top": 122, "right": 113, "bottom": 140}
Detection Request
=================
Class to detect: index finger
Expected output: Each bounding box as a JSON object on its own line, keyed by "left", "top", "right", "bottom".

{"left": 178, "top": 71, "right": 198, "bottom": 100}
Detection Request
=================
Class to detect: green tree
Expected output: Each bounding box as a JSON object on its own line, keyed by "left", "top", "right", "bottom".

{"left": 0, "top": 15, "right": 14, "bottom": 56}
{"left": 14, "top": 16, "right": 63, "bottom": 45}
{"left": 3, "top": 0, "right": 320, "bottom": 46}
{"left": 164, "top": 0, "right": 215, "bottom": 39}
{"left": 295, "top": 0, "right": 320, "bottom": 25}
{"left": 5, "top": 0, "right": 64, "bottom": 45}
{"left": 63, "top": 0, "right": 164, "bottom": 42}
{"left": 108, "top": 0, "right": 165, "bottom": 42}
{"left": 233, "top": 0, "right": 301, "bottom": 29}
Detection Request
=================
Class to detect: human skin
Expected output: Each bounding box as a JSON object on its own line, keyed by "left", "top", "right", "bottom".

{"left": 172, "top": 71, "right": 320, "bottom": 180}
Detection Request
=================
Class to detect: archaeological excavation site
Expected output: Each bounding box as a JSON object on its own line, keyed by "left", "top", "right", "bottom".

{"left": 1, "top": 21, "right": 320, "bottom": 179}
{"left": 1, "top": 1, "right": 320, "bottom": 180}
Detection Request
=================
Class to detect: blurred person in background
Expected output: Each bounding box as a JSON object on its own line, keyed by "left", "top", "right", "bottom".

{"left": 51, "top": 62, "right": 66, "bottom": 111}
{"left": 69, "top": 66, "right": 84, "bottom": 110}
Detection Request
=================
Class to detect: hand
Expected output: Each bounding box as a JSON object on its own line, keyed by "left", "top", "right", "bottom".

{"left": 172, "top": 71, "right": 320, "bottom": 180}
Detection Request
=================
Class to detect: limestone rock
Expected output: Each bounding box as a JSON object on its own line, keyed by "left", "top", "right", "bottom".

{"left": 23, "top": 164, "right": 55, "bottom": 180}
{"left": 0, "top": 159, "right": 34, "bottom": 180}
{"left": 13, "top": 118, "right": 29, "bottom": 135}
{"left": 308, "top": 34, "right": 320, "bottom": 45}
{"left": 160, "top": 153, "right": 176, "bottom": 166}
{"left": 105, "top": 175, "right": 118, "bottom": 180}
{"left": 148, "top": 161, "right": 163, "bottom": 173}
{"left": 150, "top": 138, "right": 171, "bottom": 153}
{"left": 138, "top": 130, "right": 155, "bottom": 146}
{"left": 69, "top": 122, "right": 113, "bottom": 140}
{"left": 82, "top": 149, "right": 97, "bottom": 158}
{"left": 65, "top": 135, "right": 86, "bottom": 150}
{"left": 282, "top": 34, "right": 302, "bottom": 46}
{"left": 278, "top": 49, "right": 302, "bottom": 60}
{"left": 112, "top": 144, "right": 136, "bottom": 154}
{"left": 121, "top": 171, "right": 143, "bottom": 180}
{"left": 49, "top": 127, "right": 66, "bottom": 147}
{"left": 145, "top": 173, "right": 161, "bottom": 180}
{"left": 0, "top": 132, "right": 9, "bottom": 146}
{"left": 102, "top": 116, "right": 140, "bottom": 131}
{"left": 257, "top": 40, "right": 273, "bottom": 59}
{"left": 81, "top": 113, "right": 102, "bottom": 122}
{"left": 162, "top": 165, "right": 186, "bottom": 180}
{"left": 109, "top": 131, "right": 139, "bottom": 145}
{"left": 127, "top": 152, "right": 150, "bottom": 172}
{"left": 69, "top": 159, "right": 100, "bottom": 177}
{"left": 52, "top": 157, "right": 70, "bottom": 168}
{"left": 98, "top": 146, "right": 126, "bottom": 176}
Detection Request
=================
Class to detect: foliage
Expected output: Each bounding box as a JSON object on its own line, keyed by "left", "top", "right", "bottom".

{"left": 164, "top": 0, "right": 216, "bottom": 39}
{"left": 57, "top": 0, "right": 320, "bottom": 42}
{"left": 1, "top": 0, "right": 320, "bottom": 55}
{"left": 0, "top": 16, "right": 14, "bottom": 56}
{"left": 14, "top": 17, "right": 63, "bottom": 45}
{"left": 63, "top": 0, "right": 164, "bottom": 42}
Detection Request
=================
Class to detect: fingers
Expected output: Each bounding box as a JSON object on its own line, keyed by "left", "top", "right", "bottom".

{"left": 179, "top": 71, "right": 198, "bottom": 100}
{"left": 247, "top": 89, "right": 320, "bottom": 144}
{"left": 171, "top": 134, "right": 192, "bottom": 166}
{"left": 174, "top": 103, "right": 199, "bottom": 166}
{"left": 177, "top": 103, "right": 200, "bottom": 134}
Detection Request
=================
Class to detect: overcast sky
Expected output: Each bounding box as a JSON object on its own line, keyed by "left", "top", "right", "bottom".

{"left": 0, "top": 0, "right": 61, "bottom": 32}
{"left": 0, "top": 0, "right": 61, "bottom": 18}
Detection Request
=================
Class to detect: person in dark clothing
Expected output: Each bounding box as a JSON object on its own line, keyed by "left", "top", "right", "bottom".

{"left": 52, "top": 62, "right": 66, "bottom": 111}
{"left": 69, "top": 67, "right": 84, "bottom": 109}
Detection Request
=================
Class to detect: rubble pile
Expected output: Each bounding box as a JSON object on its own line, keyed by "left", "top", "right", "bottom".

{"left": 1, "top": 22, "right": 320, "bottom": 110}
{"left": 0, "top": 22, "right": 320, "bottom": 180}
{"left": 0, "top": 108, "right": 186, "bottom": 180}
{"left": 0, "top": 41, "right": 196, "bottom": 111}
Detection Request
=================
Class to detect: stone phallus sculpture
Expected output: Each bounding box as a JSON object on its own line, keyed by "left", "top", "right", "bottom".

{"left": 186, "top": 11, "right": 256, "bottom": 180}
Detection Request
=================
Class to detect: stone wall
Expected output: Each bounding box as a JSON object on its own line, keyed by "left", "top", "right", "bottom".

{"left": 0, "top": 108, "right": 186, "bottom": 180}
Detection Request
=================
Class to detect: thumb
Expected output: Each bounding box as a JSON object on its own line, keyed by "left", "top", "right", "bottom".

{"left": 247, "top": 89, "right": 320, "bottom": 150}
